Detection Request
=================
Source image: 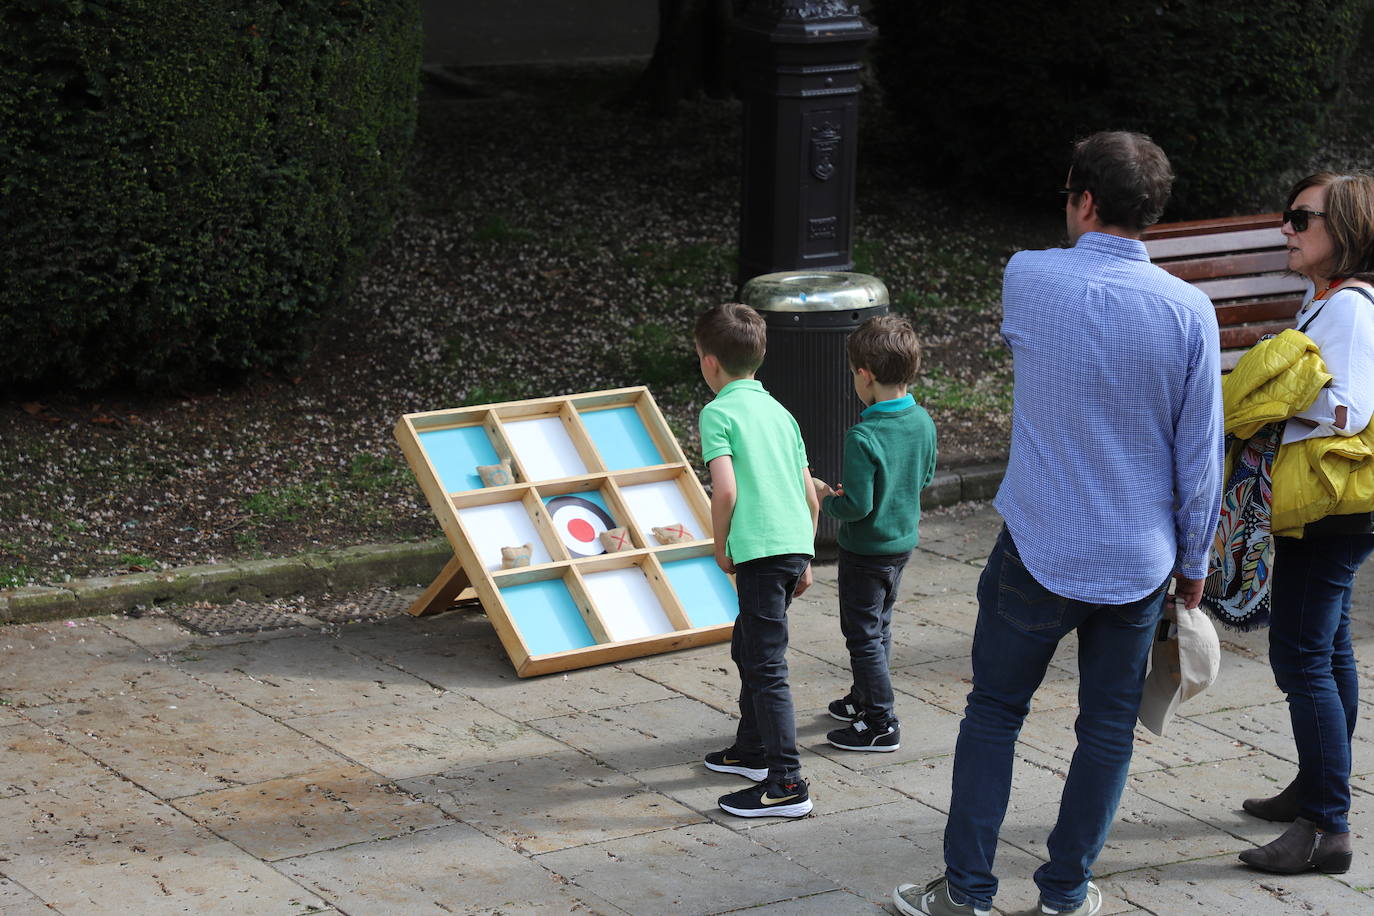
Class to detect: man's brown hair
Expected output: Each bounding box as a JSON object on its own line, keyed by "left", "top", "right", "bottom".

{"left": 694, "top": 303, "right": 766, "bottom": 376}
{"left": 846, "top": 314, "right": 922, "bottom": 386}
{"left": 1068, "top": 131, "right": 1174, "bottom": 232}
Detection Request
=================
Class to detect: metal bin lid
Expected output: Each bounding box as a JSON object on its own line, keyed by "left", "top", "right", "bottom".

{"left": 741, "top": 271, "right": 889, "bottom": 312}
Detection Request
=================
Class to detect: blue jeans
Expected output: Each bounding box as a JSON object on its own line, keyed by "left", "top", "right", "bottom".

{"left": 1268, "top": 532, "right": 1374, "bottom": 833}
{"left": 731, "top": 553, "right": 811, "bottom": 783}
{"left": 943, "top": 527, "right": 1165, "bottom": 912}
{"left": 837, "top": 547, "right": 910, "bottom": 727}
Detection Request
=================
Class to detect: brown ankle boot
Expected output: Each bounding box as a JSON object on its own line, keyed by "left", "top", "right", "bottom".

{"left": 1238, "top": 817, "right": 1352, "bottom": 874}
{"left": 1242, "top": 779, "right": 1299, "bottom": 822}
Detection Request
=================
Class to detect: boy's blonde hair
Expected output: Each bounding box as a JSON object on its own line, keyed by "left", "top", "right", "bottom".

{"left": 694, "top": 303, "right": 766, "bottom": 376}
{"left": 846, "top": 314, "right": 922, "bottom": 386}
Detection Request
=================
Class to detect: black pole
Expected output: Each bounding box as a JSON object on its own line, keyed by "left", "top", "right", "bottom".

{"left": 735, "top": 1, "right": 876, "bottom": 285}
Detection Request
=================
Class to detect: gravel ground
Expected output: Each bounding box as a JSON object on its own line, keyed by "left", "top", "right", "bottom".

{"left": 2, "top": 52, "right": 1370, "bottom": 590}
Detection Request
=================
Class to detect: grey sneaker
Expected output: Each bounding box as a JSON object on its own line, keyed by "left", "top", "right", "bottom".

{"left": 893, "top": 877, "right": 990, "bottom": 916}
{"left": 1038, "top": 881, "right": 1103, "bottom": 916}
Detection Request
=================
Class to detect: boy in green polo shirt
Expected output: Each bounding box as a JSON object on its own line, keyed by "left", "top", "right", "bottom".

{"left": 694, "top": 302, "right": 819, "bottom": 819}
{"left": 814, "top": 314, "right": 937, "bottom": 753}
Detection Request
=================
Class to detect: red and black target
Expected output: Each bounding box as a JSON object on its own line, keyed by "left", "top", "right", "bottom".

{"left": 545, "top": 495, "right": 615, "bottom": 557}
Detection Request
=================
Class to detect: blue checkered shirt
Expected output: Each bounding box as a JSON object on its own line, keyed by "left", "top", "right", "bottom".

{"left": 994, "top": 231, "right": 1224, "bottom": 603}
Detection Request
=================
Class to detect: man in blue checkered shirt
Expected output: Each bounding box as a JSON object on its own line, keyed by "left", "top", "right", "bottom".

{"left": 894, "top": 132, "right": 1224, "bottom": 916}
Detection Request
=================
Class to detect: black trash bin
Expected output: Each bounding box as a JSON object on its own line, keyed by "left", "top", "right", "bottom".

{"left": 742, "top": 271, "right": 889, "bottom": 548}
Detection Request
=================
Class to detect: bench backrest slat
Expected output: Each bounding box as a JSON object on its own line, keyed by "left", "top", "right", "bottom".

{"left": 1141, "top": 213, "right": 1285, "bottom": 239}
{"left": 1192, "top": 273, "right": 1306, "bottom": 302}
{"left": 1214, "top": 297, "right": 1303, "bottom": 325}
{"left": 1144, "top": 226, "right": 1286, "bottom": 260}
{"left": 1157, "top": 249, "right": 1289, "bottom": 282}
{"left": 1141, "top": 212, "right": 1299, "bottom": 370}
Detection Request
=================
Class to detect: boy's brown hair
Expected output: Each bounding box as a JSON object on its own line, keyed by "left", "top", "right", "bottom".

{"left": 846, "top": 314, "right": 922, "bottom": 386}
{"left": 694, "top": 302, "right": 767, "bottom": 376}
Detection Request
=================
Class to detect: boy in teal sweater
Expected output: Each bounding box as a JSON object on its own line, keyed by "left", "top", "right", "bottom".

{"left": 695, "top": 302, "right": 820, "bottom": 818}
{"left": 814, "top": 314, "right": 937, "bottom": 752}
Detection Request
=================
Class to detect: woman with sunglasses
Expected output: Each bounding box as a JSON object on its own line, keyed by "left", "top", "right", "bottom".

{"left": 1238, "top": 171, "right": 1374, "bottom": 875}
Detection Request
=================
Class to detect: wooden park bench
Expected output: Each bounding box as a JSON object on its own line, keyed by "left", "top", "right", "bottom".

{"left": 1143, "top": 213, "right": 1304, "bottom": 370}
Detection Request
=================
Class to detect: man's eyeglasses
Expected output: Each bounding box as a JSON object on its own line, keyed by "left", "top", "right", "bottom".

{"left": 1282, "top": 209, "right": 1326, "bottom": 232}
{"left": 1057, "top": 187, "right": 1083, "bottom": 202}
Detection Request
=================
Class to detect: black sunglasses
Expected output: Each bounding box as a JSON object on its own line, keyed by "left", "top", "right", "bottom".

{"left": 1282, "top": 209, "right": 1326, "bottom": 232}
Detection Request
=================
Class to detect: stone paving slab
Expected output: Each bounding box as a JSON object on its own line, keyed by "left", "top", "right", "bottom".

{"left": 0, "top": 877, "right": 50, "bottom": 916}
{"left": 1101, "top": 855, "right": 1374, "bottom": 914}
{"left": 531, "top": 695, "right": 746, "bottom": 774}
{"left": 749, "top": 799, "right": 1080, "bottom": 916}
{"left": 1193, "top": 700, "right": 1374, "bottom": 777}
{"left": 171, "top": 763, "right": 452, "bottom": 861}
{"left": 25, "top": 682, "right": 346, "bottom": 800}
{"left": 171, "top": 632, "right": 446, "bottom": 719}
{"left": 401, "top": 750, "right": 705, "bottom": 854}
{"left": 277, "top": 822, "right": 628, "bottom": 914}
{"left": 735, "top": 890, "right": 888, "bottom": 913}
{"left": 2, "top": 501, "right": 1373, "bottom": 914}
{"left": 0, "top": 619, "right": 188, "bottom": 708}
{"left": 0, "top": 780, "right": 328, "bottom": 915}
{"left": 285, "top": 693, "right": 566, "bottom": 781}
{"left": 0, "top": 721, "right": 127, "bottom": 798}
{"left": 533, "top": 821, "right": 838, "bottom": 915}
{"left": 1017, "top": 704, "right": 1265, "bottom": 776}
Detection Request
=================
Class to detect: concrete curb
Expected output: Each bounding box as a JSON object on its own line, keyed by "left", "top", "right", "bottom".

{"left": 0, "top": 463, "right": 1005, "bottom": 625}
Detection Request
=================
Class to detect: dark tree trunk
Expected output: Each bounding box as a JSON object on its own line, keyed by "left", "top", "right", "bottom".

{"left": 620, "top": 0, "right": 747, "bottom": 114}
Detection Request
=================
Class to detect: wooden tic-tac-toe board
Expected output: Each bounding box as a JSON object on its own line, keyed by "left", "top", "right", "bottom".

{"left": 394, "top": 387, "right": 738, "bottom": 677}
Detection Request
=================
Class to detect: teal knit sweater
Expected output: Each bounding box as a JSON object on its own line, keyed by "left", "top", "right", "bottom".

{"left": 821, "top": 400, "right": 938, "bottom": 555}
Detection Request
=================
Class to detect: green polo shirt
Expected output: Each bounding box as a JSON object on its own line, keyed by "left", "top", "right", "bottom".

{"left": 821, "top": 393, "right": 938, "bottom": 556}
{"left": 699, "top": 379, "right": 815, "bottom": 564}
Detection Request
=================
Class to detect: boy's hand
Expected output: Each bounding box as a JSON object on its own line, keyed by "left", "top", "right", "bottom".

{"left": 715, "top": 545, "right": 735, "bottom": 575}
{"left": 794, "top": 562, "right": 813, "bottom": 597}
{"left": 812, "top": 478, "right": 836, "bottom": 500}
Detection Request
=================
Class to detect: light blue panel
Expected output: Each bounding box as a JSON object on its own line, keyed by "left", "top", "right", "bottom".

{"left": 663, "top": 556, "right": 738, "bottom": 628}
{"left": 580, "top": 406, "right": 663, "bottom": 470}
{"left": 502, "top": 579, "right": 597, "bottom": 656}
{"left": 419, "top": 425, "right": 500, "bottom": 493}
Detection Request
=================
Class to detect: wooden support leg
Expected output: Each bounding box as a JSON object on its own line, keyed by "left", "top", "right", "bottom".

{"left": 407, "top": 555, "right": 475, "bottom": 617}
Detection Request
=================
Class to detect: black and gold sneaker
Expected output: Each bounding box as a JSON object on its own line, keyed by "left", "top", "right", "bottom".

{"left": 718, "top": 777, "right": 812, "bottom": 818}
{"left": 704, "top": 746, "right": 767, "bottom": 782}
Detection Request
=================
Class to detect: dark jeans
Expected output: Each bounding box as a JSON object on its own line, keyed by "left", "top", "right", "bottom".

{"left": 837, "top": 547, "right": 910, "bottom": 727}
{"left": 731, "top": 553, "right": 811, "bottom": 784}
{"left": 944, "top": 527, "right": 1166, "bottom": 912}
{"left": 1268, "top": 532, "right": 1374, "bottom": 833}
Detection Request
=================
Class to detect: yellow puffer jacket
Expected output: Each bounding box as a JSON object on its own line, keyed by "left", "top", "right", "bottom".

{"left": 1223, "top": 328, "right": 1374, "bottom": 536}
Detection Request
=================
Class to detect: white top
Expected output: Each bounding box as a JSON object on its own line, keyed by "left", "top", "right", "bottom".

{"left": 1284, "top": 280, "right": 1374, "bottom": 444}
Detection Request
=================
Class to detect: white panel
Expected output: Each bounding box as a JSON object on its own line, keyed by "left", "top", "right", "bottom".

{"left": 458, "top": 502, "right": 552, "bottom": 572}
{"left": 619, "top": 479, "right": 700, "bottom": 541}
{"left": 582, "top": 567, "right": 674, "bottom": 642}
{"left": 504, "top": 416, "right": 588, "bottom": 480}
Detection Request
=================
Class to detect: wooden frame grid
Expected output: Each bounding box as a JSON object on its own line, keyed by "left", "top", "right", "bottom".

{"left": 395, "top": 387, "right": 736, "bottom": 677}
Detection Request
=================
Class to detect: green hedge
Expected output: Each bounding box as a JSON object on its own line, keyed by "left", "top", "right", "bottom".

{"left": 869, "top": 0, "right": 1372, "bottom": 218}
{"left": 0, "top": 0, "right": 421, "bottom": 391}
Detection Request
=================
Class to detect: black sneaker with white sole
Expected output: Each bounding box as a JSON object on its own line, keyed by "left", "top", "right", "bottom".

{"left": 828, "top": 693, "right": 861, "bottom": 722}
{"left": 704, "top": 746, "right": 768, "bottom": 781}
{"left": 719, "top": 777, "right": 812, "bottom": 818}
{"left": 827, "top": 717, "right": 900, "bottom": 752}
